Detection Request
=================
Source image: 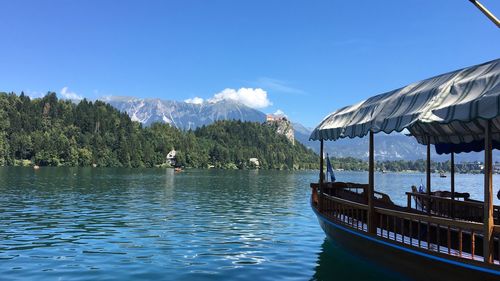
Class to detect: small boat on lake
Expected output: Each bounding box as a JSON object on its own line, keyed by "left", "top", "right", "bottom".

{"left": 309, "top": 59, "right": 500, "bottom": 280}
{"left": 440, "top": 172, "right": 447, "bottom": 178}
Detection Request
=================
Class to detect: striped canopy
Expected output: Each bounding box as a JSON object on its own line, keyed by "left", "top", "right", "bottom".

{"left": 310, "top": 59, "right": 500, "bottom": 151}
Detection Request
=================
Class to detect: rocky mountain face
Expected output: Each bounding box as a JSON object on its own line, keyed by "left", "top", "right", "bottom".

{"left": 265, "top": 117, "right": 294, "bottom": 144}
{"left": 105, "top": 96, "right": 266, "bottom": 130}
{"left": 105, "top": 96, "right": 490, "bottom": 162}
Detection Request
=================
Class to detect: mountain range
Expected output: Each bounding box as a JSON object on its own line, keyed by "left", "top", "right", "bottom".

{"left": 105, "top": 96, "right": 265, "bottom": 130}
{"left": 105, "top": 96, "right": 489, "bottom": 162}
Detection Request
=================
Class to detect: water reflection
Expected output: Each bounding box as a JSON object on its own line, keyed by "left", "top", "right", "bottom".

{"left": 0, "top": 168, "right": 323, "bottom": 280}
{"left": 165, "top": 168, "right": 175, "bottom": 189}
{"left": 311, "top": 239, "right": 409, "bottom": 281}
{"left": 0, "top": 167, "right": 496, "bottom": 280}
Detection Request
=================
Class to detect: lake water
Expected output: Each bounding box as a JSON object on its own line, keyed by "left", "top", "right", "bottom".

{"left": 0, "top": 167, "right": 499, "bottom": 281}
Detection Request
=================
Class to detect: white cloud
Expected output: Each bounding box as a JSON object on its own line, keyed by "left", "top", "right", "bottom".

{"left": 208, "top": 88, "right": 271, "bottom": 109}
{"left": 24, "top": 90, "right": 45, "bottom": 99}
{"left": 60, "top": 86, "right": 83, "bottom": 100}
{"left": 256, "top": 77, "right": 305, "bottom": 95}
{"left": 184, "top": 97, "right": 204, "bottom": 104}
{"left": 273, "top": 109, "right": 286, "bottom": 116}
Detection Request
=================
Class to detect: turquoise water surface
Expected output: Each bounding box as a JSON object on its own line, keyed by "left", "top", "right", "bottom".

{"left": 0, "top": 167, "right": 497, "bottom": 280}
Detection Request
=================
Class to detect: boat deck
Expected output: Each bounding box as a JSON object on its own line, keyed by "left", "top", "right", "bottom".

{"left": 312, "top": 182, "right": 500, "bottom": 268}
{"left": 330, "top": 212, "right": 500, "bottom": 265}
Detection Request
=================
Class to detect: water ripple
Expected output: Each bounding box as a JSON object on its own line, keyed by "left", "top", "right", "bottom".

{"left": 0, "top": 167, "right": 441, "bottom": 280}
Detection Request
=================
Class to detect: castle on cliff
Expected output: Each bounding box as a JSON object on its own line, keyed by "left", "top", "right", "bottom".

{"left": 265, "top": 114, "right": 294, "bottom": 145}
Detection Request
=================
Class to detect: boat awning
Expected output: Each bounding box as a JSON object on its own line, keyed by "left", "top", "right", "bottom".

{"left": 310, "top": 59, "right": 500, "bottom": 153}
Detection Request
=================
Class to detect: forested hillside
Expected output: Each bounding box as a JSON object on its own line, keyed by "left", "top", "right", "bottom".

{"left": 0, "top": 92, "right": 318, "bottom": 169}
{"left": 194, "top": 120, "right": 317, "bottom": 169}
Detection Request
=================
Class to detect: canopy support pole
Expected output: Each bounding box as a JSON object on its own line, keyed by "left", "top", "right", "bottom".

{"left": 368, "top": 131, "right": 376, "bottom": 234}
{"left": 319, "top": 140, "right": 325, "bottom": 212}
{"left": 468, "top": 0, "right": 500, "bottom": 28}
{"left": 319, "top": 140, "right": 325, "bottom": 184}
{"left": 426, "top": 138, "right": 431, "bottom": 215}
{"left": 451, "top": 152, "right": 455, "bottom": 219}
{"left": 483, "top": 120, "right": 493, "bottom": 263}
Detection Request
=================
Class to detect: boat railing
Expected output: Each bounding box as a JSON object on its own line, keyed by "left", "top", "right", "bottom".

{"left": 406, "top": 192, "right": 500, "bottom": 224}
{"left": 311, "top": 182, "right": 367, "bottom": 194}
{"left": 314, "top": 185, "right": 500, "bottom": 266}
{"left": 374, "top": 205, "right": 500, "bottom": 265}
{"left": 319, "top": 191, "right": 369, "bottom": 232}
{"left": 311, "top": 182, "right": 368, "bottom": 206}
{"left": 311, "top": 182, "right": 404, "bottom": 209}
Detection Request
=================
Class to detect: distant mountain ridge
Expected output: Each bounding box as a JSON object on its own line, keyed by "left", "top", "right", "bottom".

{"left": 293, "top": 122, "right": 496, "bottom": 163}
{"left": 105, "top": 96, "right": 490, "bottom": 162}
{"left": 295, "top": 130, "right": 429, "bottom": 160}
{"left": 105, "top": 96, "right": 266, "bottom": 130}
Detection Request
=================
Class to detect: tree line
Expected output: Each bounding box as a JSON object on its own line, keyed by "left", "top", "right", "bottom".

{"left": 0, "top": 92, "right": 319, "bottom": 170}
{"left": 329, "top": 157, "right": 480, "bottom": 173}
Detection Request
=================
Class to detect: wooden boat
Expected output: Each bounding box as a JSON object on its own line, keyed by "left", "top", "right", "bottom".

{"left": 309, "top": 59, "right": 500, "bottom": 279}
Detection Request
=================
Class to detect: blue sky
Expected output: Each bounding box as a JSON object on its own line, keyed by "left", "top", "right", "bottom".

{"left": 1, "top": 0, "right": 499, "bottom": 127}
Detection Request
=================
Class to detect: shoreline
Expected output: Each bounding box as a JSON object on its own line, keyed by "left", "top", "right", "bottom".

{"left": 0, "top": 165, "right": 493, "bottom": 175}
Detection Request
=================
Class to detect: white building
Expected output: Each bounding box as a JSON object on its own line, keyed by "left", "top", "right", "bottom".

{"left": 167, "top": 149, "right": 177, "bottom": 166}
{"left": 249, "top": 158, "right": 260, "bottom": 168}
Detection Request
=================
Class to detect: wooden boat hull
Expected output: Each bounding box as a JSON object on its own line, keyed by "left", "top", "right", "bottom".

{"left": 312, "top": 205, "right": 500, "bottom": 281}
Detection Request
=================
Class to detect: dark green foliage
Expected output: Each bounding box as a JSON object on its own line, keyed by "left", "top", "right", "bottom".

{"left": 0, "top": 92, "right": 318, "bottom": 169}
{"left": 329, "top": 157, "right": 474, "bottom": 173}
{"left": 194, "top": 120, "right": 318, "bottom": 169}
